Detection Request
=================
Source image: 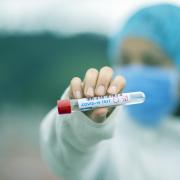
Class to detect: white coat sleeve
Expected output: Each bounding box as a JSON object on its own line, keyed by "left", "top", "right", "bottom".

{"left": 40, "top": 88, "right": 119, "bottom": 179}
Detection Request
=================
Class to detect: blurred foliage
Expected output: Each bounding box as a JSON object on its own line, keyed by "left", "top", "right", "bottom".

{"left": 0, "top": 33, "right": 109, "bottom": 108}
{"left": 0, "top": 33, "right": 179, "bottom": 115}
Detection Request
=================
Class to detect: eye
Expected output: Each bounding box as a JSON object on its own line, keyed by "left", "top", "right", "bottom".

{"left": 119, "top": 54, "right": 131, "bottom": 65}
{"left": 142, "top": 53, "right": 162, "bottom": 66}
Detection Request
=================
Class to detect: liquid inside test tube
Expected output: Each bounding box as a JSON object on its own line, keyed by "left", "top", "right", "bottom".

{"left": 57, "top": 91, "right": 145, "bottom": 114}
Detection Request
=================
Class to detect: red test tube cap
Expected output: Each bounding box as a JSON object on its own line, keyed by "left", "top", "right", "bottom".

{"left": 57, "top": 99, "right": 71, "bottom": 114}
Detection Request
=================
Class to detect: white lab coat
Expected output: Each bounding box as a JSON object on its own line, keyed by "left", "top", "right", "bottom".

{"left": 40, "top": 88, "right": 180, "bottom": 180}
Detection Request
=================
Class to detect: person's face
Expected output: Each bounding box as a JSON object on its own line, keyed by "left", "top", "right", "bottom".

{"left": 118, "top": 37, "right": 180, "bottom": 109}
{"left": 118, "top": 37, "right": 174, "bottom": 68}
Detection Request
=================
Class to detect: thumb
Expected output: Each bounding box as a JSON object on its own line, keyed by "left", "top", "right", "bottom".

{"left": 89, "top": 108, "right": 108, "bottom": 123}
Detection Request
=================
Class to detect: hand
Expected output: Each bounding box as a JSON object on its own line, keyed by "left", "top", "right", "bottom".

{"left": 70, "top": 66, "right": 126, "bottom": 123}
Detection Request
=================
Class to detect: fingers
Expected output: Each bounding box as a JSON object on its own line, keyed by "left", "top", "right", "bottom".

{"left": 70, "top": 77, "right": 83, "bottom": 99}
{"left": 69, "top": 67, "right": 126, "bottom": 123}
{"left": 70, "top": 67, "right": 126, "bottom": 100}
{"left": 95, "top": 66, "right": 113, "bottom": 96}
{"left": 107, "top": 75, "right": 126, "bottom": 94}
{"left": 84, "top": 68, "right": 98, "bottom": 97}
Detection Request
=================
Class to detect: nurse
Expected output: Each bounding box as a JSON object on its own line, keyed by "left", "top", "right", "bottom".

{"left": 40, "top": 4, "right": 180, "bottom": 180}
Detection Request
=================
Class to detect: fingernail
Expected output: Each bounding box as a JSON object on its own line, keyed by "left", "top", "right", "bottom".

{"left": 108, "top": 85, "right": 117, "bottom": 94}
{"left": 96, "top": 85, "right": 105, "bottom": 95}
{"left": 75, "top": 90, "right": 81, "bottom": 98}
{"left": 86, "top": 87, "right": 94, "bottom": 96}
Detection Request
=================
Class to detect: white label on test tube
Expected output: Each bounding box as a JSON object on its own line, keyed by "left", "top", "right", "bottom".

{"left": 78, "top": 93, "right": 131, "bottom": 111}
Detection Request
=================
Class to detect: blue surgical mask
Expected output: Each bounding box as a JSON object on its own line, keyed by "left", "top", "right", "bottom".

{"left": 114, "top": 65, "right": 179, "bottom": 127}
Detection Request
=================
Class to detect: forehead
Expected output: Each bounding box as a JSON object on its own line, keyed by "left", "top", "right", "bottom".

{"left": 121, "top": 37, "right": 160, "bottom": 55}
{"left": 119, "top": 37, "right": 173, "bottom": 67}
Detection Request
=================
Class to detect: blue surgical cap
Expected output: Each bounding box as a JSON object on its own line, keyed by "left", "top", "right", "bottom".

{"left": 108, "top": 3, "right": 180, "bottom": 68}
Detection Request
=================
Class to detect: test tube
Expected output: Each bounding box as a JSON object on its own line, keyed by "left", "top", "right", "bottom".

{"left": 57, "top": 91, "right": 145, "bottom": 114}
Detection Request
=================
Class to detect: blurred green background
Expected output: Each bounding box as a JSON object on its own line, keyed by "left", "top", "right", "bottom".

{"left": 0, "top": 33, "right": 109, "bottom": 107}
{"left": 0, "top": 33, "right": 109, "bottom": 180}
